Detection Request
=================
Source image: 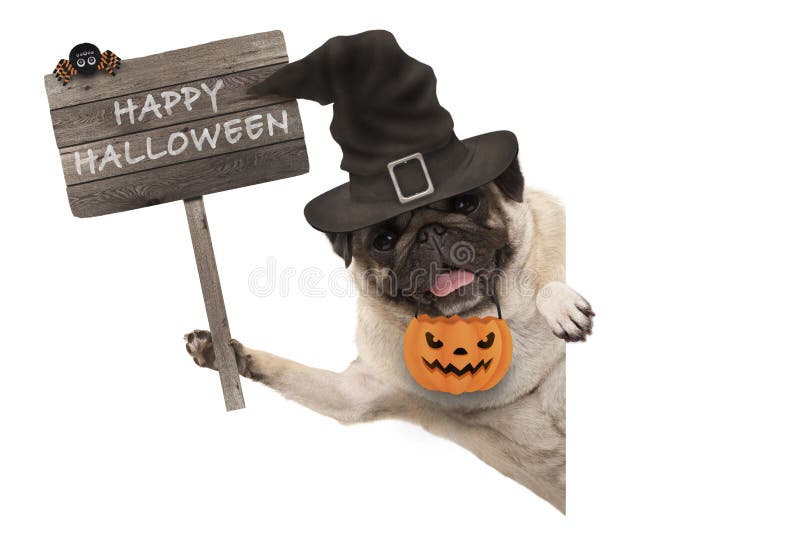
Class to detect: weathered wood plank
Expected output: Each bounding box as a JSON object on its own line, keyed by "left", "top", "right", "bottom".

{"left": 50, "top": 64, "right": 289, "bottom": 148}
{"left": 61, "top": 101, "right": 303, "bottom": 185}
{"left": 44, "top": 31, "right": 287, "bottom": 110}
{"left": 184, "top": 197, "right": 245, "bottom": 411}
{"left": 45, "top": 31, "right": 308, "bottom": 410}
{"left": 67, "top": 139, "right": 308, "bottom": 217}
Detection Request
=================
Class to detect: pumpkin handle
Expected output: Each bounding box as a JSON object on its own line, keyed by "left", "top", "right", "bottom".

{"left": 412, "top": 283, "right": 503, "bottom": 319}
{"left": 489, "top": 275, "right": 502, "bottom": 319}
{"left": 491, "top": 293, "right": 502, "bottom": 319}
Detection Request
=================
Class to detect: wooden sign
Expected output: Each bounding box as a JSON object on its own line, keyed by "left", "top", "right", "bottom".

{"left": 44, "top": 31, "right": 309, "bottom": 410}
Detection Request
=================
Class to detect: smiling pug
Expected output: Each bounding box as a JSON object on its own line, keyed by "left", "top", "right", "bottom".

{"left": 184, "top": 31, "right": 593, "bottom": 513}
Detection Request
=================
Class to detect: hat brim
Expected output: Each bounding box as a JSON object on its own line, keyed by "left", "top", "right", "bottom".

{"left": 304, "top": 130, "right": 519, "bottom": 233}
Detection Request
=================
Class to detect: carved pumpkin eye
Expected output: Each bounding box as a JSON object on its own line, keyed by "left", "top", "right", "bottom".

{"left": 477, "top": 332, "right": 495, "bottom": 349}
{"left": 425, "top": 332, "right": 443, "bottom": 349}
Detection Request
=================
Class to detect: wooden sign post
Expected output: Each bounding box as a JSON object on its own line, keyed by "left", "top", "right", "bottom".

{"left": 44, "top": 31, "right": 309, "bottom": 411}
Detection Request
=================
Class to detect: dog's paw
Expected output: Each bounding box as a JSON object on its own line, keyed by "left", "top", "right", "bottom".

{"left": 535, "top": 282, "right": 594, "bottom": 342}
{"left": 184, "top": 330, "right": 263, "bottom": 381}
{"left": 184, "top": 329, "right": 218, "bottom": 370}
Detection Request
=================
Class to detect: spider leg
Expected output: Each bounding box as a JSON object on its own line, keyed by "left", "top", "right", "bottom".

{"left": 53, "top": 59, "right": 75, "bottom": 85}
{"left": 62, "top": 60, "right": 76, "bottom": 84}
{"left": 100, "top": 50, "right": 121, "bottom": 76}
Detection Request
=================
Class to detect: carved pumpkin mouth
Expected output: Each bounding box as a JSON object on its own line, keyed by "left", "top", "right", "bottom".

{"left": 421, "top": 357, "right": 493, "bottom": 377}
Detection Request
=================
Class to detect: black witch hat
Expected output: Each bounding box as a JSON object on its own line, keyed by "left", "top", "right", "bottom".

{"left": 251, "top": 30, "right": 519, "bottom": 233}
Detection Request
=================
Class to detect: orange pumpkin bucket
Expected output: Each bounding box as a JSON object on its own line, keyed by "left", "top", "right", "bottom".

{"left": 403, "top": 298, "right": 512, "bottom": 395}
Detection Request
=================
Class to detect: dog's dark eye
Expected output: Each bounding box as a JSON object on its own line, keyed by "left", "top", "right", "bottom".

{"left": 425, "top": 332, "right": 444, "bottom": 349}
{"left": 452, "top": 194, "right": 479, "bottom": 214}
{"left": 372, "top": 231, "right": 398, "bottom": 251}
{"left": 477, "top": 332, "right": 495, "bottom": 349}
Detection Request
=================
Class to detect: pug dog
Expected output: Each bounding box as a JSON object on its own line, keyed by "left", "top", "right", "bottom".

{"left": 184, "top": 157, "right": 593, "bottom": 513}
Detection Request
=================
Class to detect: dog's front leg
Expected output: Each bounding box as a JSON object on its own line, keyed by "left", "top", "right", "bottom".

{"left": 525, "top": 191, "right": 594, "bottom": 341}
{"left": 184, "top": 330, "right": 400, "bottom": 423}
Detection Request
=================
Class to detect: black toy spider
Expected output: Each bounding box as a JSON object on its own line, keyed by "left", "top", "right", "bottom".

{"left": 53, "top": 43, "right": 121, "bottom": 85}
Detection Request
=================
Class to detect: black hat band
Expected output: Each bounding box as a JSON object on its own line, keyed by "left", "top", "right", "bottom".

{"left": 348, "top": 135, "right": 470, "bottom": 204}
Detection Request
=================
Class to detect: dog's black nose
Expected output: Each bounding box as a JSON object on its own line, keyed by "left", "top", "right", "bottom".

{"left": 416, "top": 223, "right": 447, "bottom": 243}
{"left": 453, "top": 347, "right": 468, "bottom": 355}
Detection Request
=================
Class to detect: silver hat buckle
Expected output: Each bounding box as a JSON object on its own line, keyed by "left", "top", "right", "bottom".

{"left": 387, "top": 152, "right": 434, "bottom": 204}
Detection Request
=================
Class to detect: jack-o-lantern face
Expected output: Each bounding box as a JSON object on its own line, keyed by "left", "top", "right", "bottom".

{"left": 403, "top": 314, "right": 513, "bottom": 395}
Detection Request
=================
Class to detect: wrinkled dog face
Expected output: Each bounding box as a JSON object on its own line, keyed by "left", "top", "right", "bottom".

{"left": 327, "top": 158, "right": 526, "bottom": 317}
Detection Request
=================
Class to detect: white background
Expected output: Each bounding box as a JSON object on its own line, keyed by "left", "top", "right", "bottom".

{"left": 1, "top": 1, "right": 799, "bottom": 534}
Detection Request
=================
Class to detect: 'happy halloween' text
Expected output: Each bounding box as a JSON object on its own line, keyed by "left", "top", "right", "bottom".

{"left": 72, "top": 79, "right": 290, "bottom": 176}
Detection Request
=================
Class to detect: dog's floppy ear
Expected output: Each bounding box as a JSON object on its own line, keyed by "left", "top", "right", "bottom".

{"left": 493, "top": 157, "right": 525, "bottom": 202}
{"left": 326, "top": 232, "right": 353, "bottom": 267}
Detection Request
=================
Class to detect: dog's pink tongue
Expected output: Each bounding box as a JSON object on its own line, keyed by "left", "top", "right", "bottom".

{"left": 431, "top": 270, "right": 475, "bottom": 297}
